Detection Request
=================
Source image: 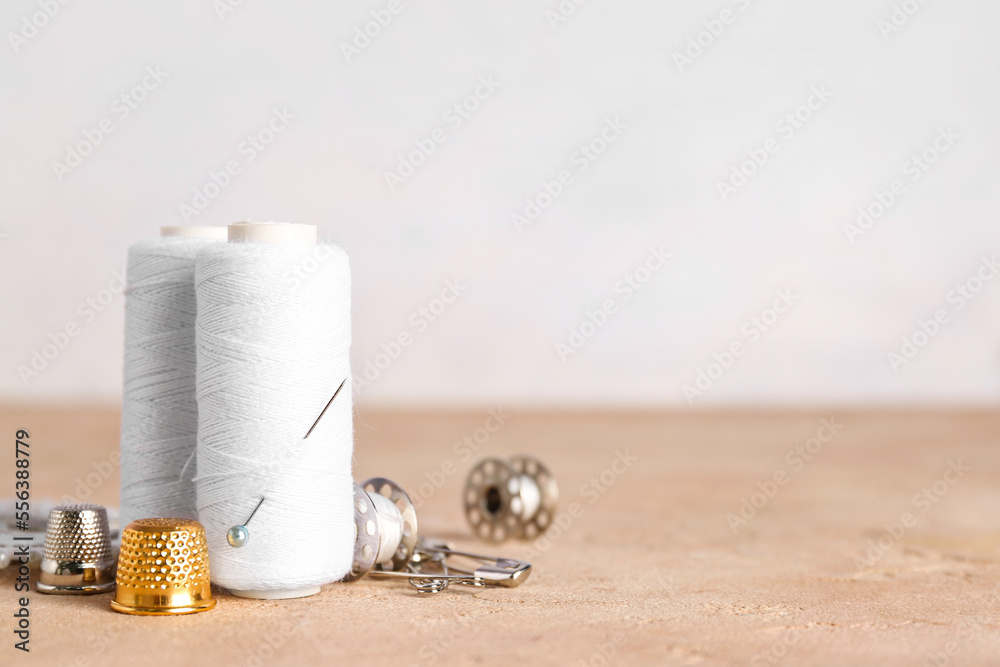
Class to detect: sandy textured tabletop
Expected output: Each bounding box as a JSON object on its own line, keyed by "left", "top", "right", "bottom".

{"left": 1, "top": 407, "right": 998, "bottom": 666}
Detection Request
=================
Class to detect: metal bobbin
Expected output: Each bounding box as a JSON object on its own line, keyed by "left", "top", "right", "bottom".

{"left": 464, "top": 456, "right": 558, "bottom": 542}
{"left": 344, "top": 477, "right": 532, "bottom": 594}
{"left": 345, "top": 478, "right": 418, "bottom": 582}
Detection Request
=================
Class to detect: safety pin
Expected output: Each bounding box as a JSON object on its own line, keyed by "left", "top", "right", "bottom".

{"left": 367, "top": 538, "right": 532, "bottom": 594}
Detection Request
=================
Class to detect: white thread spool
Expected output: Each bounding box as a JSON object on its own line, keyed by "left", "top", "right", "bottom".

{"left": 120, "top": 226, "right": 226, "bottom": 528}
{"left": 195, "top": 221, "right": 353, "bottom": 599}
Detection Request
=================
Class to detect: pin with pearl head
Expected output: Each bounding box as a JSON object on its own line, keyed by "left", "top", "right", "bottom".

{"left": 464, "top": 456, "right": 558, "bottom": 542}
{"left": 226, "top": 378, "right": 347, "bottom": 551}
{"left": 226, "top": 497, "right": 264, "bottom": 548}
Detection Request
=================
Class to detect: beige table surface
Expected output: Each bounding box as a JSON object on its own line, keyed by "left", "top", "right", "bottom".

{"left": 1, "top": 407, "right": 998, "bottom": 666}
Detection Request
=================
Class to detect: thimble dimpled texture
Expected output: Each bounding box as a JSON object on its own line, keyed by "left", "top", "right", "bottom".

{"left": 116, "top": 518, "right": 210, "bottom": 591}
{"left": 43, "top": 504, "right": 113, "bottom": 563}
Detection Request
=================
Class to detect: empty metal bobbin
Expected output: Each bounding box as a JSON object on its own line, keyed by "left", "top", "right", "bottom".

{"left": 464, "top": 456, "right": 558, "bottom": 542}
{"left": 37, "top": 504, "right": 116, "bottom": 595}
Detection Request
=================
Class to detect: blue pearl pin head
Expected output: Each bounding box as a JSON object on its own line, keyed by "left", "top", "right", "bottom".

{"left": 228, "top": 497, "right": 264, "bottom": 548}
{"left": 225, "top": 379, "right": 347, "bottom": 549}
{"left": 226, "top": 524, "right": 250, "bottom": 548}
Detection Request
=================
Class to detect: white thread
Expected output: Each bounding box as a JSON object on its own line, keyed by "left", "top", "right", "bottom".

{"left": 194, "top": 241, "right": 354, "bottom": 591}
{"left": 368, "top": 492, "right": 404, "bottom": 565}
{"left": 120, "top": 237, "right": 219, "bottom": 527}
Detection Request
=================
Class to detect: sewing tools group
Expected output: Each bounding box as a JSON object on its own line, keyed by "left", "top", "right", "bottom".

{"left": 0, "top": 221, "right": 558, "bottom": 615}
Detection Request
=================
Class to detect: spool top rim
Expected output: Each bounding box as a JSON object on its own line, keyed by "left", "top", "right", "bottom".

{"left": 160, "top": 226, "right": 228, "bottom": 240}
{"left": 228, "top": 220, "right": 316, "bottom": 245}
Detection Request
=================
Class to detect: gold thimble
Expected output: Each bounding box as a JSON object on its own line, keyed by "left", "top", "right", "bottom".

{"left": 37, "top": 504, "right": 115, "bottom": 594}
{"left": 111, "top": 518, "right": 216, "bottom": 615}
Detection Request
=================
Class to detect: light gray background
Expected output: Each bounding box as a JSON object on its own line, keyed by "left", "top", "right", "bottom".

{"left": 1, "top": 0, "right": 997, "bottom": 406}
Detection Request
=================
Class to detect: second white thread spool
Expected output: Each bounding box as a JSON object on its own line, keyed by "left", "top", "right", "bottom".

{"left": 194, "top": 222, "right": 354, "bottom": 599}
{"left": 120, "top": 226, "right": 226, "bottom": 528}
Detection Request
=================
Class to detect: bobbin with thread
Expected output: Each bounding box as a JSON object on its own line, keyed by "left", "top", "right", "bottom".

{"left": 194, "top": 220, "right": 354, "bottom": 600}
{"left": 346, "top": 478, "right": 418, "bottom": 582}
{"left": 120, "top": 225, "right": 226, "bottom": 529}
{"left": 345, "top": 477, "right": 532, "bottom": 594}
{"left": 464, "top": 456, "right": 558, "bottom": 542}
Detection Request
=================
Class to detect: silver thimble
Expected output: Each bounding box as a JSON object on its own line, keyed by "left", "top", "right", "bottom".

{"left": 37, "top": 504, "right": 116, "bottom": 594}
